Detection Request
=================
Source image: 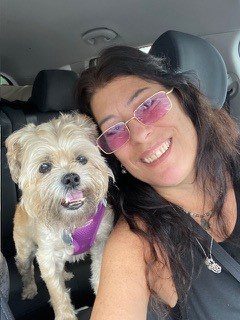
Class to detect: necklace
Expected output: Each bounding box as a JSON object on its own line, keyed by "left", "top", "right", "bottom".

{"left": 175, "top": 205, "right": 221, "bottom": 273}
{"left": 181, "top": 208, "right": 214, "bottom": 230}
{"left": 195, "top": 237, "right": 222, "bottom": 274}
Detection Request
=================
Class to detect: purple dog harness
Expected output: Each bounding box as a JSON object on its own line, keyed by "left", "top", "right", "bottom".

{"left": 62, "top": 199, "right": 107, "bottom": 255}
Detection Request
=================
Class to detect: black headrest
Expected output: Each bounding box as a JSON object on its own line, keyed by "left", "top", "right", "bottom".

{"left": 29, "top": 70, "right": 78, "bottom": 112}
{"left": 149, "top": 30, "right": 228, "bottom": 108}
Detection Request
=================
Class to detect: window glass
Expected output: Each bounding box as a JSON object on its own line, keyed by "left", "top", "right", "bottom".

{"left": 139, "top": 45, "right": 151, "bottom": 53}
{"left": 0, "top": 74, "right": 12, "bottom": 85}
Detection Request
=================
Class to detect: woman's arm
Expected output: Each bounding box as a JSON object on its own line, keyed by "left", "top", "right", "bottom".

{"left": 90, "top": 219, "right": 150, "bottom": 320}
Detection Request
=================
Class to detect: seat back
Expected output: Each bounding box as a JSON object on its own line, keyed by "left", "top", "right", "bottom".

{"left": 149, "top": 30, "right": 228, "bottom": 109}
{"left": 1, "top": 108, "right": 18, "bottom": 258}
{"left": 0, "top": 252, "right": 14, "bottom": 320}
{"left": 1, "top": 69, "right": 78, "bottom": 259}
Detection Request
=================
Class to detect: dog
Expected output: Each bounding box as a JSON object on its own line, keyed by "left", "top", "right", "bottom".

{"left": 6, "top": 113, "right": 114, "bottom": 320}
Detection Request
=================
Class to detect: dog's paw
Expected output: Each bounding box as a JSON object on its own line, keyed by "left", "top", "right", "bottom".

{"left": 63, "top": 271, "right": 74, "bottom": 281}
{"left": 22, "top": 283, "right": 38, "bottom": 300}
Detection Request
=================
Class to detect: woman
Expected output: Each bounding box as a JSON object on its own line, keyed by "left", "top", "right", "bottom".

{"left": 77, "top": 46, "right": 240, "bottom": 320}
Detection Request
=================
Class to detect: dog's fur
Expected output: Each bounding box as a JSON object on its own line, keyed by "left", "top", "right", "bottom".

{"left": 6, "top": 113, "right": 114, "bottom": 320}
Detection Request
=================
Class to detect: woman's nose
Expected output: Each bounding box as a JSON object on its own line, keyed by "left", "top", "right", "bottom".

{"left": 127, "top": 118, "right": 152, "bottom": 144}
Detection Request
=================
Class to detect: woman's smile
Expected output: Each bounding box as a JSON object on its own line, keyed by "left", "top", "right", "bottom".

{"left": 140, "top": 137, "right": 172, "bottom": 164}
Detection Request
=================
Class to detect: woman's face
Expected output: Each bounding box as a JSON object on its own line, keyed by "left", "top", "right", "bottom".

{"left": 91, "top": 76, "right": 198, "bottom": 192}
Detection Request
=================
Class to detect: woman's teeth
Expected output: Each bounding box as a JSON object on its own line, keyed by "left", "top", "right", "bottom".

{"left": 142, "top": 139, "right": 171, "bottom": 164}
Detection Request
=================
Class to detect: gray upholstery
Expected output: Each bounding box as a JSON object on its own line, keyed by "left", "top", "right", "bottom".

{"left": 0, "top": 252, "right": 10, "bottom": 300}
{"left": 149, "top": 30, "right": 228, "bottom": 109}
{"left": 0, "top": 252, "right": 14, "bottom": 320}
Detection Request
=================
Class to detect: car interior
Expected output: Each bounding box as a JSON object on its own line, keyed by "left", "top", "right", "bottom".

{"left": 1, "top": 1, "right": 240, "bottom": 319}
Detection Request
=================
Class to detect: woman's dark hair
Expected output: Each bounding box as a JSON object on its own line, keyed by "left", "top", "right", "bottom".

{"left": 76, "top": 46, "right": 240, "bottom": 314}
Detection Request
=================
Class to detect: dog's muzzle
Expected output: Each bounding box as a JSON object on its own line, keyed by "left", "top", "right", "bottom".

{"left": 61, "top": 189, "right": 85, "bottom": 210}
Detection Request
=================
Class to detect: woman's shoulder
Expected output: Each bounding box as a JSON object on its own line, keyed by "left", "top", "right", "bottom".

{"left": 105, "top": 217, "right": 146, "bottom": 261}
{"left": 101, "top": 217, "right": 178, "bottom": 309}
{"left": 91, "top": 218, "right": 150, "bottom": 319}
{"left": 106, "top": 217, "right": 164, "bottom": 265}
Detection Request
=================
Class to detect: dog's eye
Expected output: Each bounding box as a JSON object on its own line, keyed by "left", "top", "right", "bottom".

{"left": 39, "top": 163, "right": 52, "bottom": 173}
{"left": 76, "top": 155, "right": 88, "bottom": 165}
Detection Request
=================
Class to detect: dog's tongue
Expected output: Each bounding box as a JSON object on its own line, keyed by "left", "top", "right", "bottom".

{"left": 65, "top": 190, "right": 84, "bottom": 203}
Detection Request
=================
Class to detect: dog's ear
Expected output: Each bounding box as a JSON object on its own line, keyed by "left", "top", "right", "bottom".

{"left": 5, "top": 124, "right": 36, "bottom": 184}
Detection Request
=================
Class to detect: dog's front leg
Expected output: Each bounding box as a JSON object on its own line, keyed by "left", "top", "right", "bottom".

{"left": 14, "top": 226, "right": 37, "bottom": 299}
{"left": 90, "top": 240, "right": 106, "bottom": 294}
{"left": 36, "top": 248, "right": 77, "bottom": 320}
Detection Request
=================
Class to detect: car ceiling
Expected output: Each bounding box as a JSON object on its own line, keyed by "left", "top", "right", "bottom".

{"left": 1, "top": 0, "right": 240, "bottom": 85}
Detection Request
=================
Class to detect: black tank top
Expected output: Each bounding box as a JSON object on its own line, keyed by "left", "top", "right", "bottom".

{"left": 147, "top": 181, "right": 240, "bottom": 320}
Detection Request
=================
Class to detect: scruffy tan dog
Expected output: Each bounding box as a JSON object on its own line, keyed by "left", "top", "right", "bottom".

{"left": 6, "top": 113, "right": 114, "bottom": 320}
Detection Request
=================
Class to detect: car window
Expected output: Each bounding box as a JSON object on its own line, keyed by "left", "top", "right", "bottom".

{"left": 0, "top": 74, "right": 12, "bottom": 85}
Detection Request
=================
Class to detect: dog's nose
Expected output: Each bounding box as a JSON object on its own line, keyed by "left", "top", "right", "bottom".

{"left": 61, "top": 173, "right": 80, "bottom": 188}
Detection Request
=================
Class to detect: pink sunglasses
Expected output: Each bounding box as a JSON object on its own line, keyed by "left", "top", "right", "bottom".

{"left": 97, "top": 88, "right": 173, "bottom": 154}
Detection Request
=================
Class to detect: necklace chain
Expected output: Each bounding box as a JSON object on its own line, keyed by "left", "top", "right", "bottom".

{"left": 177, "top": 205, "right": 222, "bottom": 274}
{"left": 195, "top": 237, "right": 222, "bottom": 274}
{"left": 181, "top": 207, "right": 214, "bottom": 230}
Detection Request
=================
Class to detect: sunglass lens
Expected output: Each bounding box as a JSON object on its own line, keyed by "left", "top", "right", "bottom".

{"left": 135, "top": 92, "right": 171, "bottom": 124}
{"left": 98, "top": 123, "right": 129, "bottom": 153}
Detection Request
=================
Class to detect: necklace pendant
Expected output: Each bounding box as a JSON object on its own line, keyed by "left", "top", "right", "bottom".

{"left": 201, "top": 218, "right": 210, "bottom": 230}
{"left": 205, "top": 258, "right": 222, "bottom": 274}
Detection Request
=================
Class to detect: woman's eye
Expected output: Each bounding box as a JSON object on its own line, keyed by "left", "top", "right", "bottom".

{"left": 114, "top": 124, "right": 122, "bottom": 131}
{"left": 39, "top": 163, "right": 52, "bottom": 173}
{"left": 105, "top": 129, "right": 117, "bottom": 137}
{"left": 142, "top": 99, "right": 152, "bottom": 109}
{"left": 106, "top": 124, "right": 123, "bottom": 136}
{"left": 76, "top": 155, "right": 88, "bottom": 165}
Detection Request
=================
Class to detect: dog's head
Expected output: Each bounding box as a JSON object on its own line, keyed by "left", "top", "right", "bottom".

{"left": 6, "top": 113, "right": 113, "bottom": 222}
